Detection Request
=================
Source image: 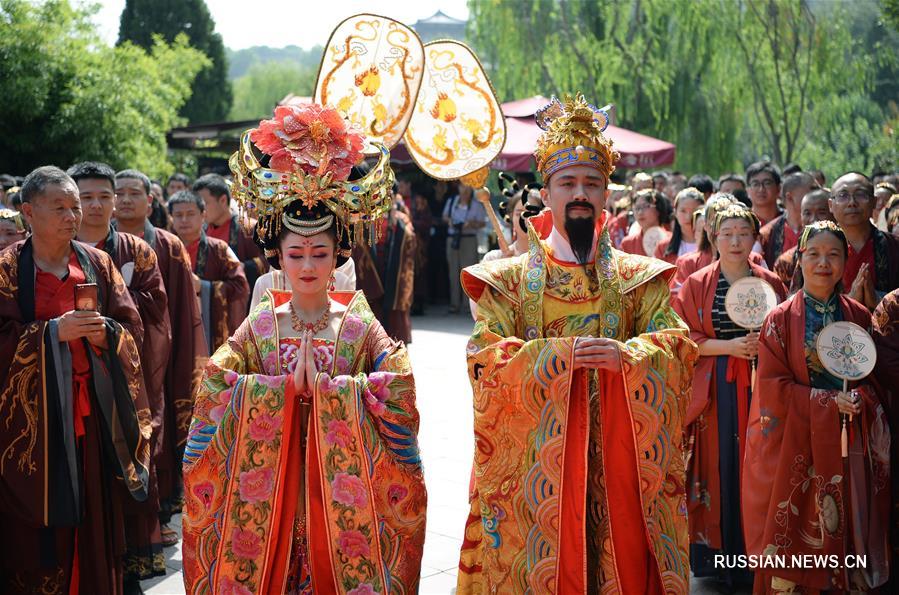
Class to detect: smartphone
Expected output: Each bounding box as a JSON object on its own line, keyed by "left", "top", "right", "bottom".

{"left": 74, "top": 283, "right": 99, "bottom": 312}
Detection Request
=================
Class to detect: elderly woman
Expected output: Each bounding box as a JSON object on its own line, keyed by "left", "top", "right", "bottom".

{"left": 182, "top": 104, "right": 427, "bottom": 594}
{"left": 744, "top": 222, "right": 888, "bottom": 593}
{"left": 674, "top": 204, "right": 787, "bottom": 589}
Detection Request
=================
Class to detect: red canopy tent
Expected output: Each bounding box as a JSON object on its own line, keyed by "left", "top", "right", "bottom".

{"left": 493, "top": 96, "right": 676, "bottom": 172}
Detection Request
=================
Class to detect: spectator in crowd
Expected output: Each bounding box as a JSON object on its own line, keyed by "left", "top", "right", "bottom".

{"left": 165, "top": 172, "right": 191, "bottom": 197}
{"left": 874, "top": 182, "right": 897, "bottom": 231}
{"left": 745, "top": 160, "right": 782, "bottom": 226}
{"left": 0, "top": 174, "right": 16, "bottom": 207}
{"left": 666, "top": 171, "right": 689, "bottom": 198}
{"left": 687, "top": 173, "right": 715, "bottom": 199}
{"left": 655, "top": 187, "right": 705, "bottom": 264}
{"left": 168, "top": 189, "right": 249, "bottom": 353}
{"left": 0, "top": 207, "right": 27, "bottom": 250}
{"left": 773, "top": 188, "right": 835, "bottom": 290}
{"left": 755, "top": 171, "right": 818, "bottom": 269}
{"left": 442, "top": 183, "right": 486, "bottom": 313}
{"left": 782, "top": 162, "right": 802, "bottom": 176}
{"left": 620, "top": 189, "right": 672, "bottom": 256}
{"left": 717, "top": 173, "right": 746, "bottom": 196}
{"left": 809, "top": 168, "right": 826, "bottom": 187}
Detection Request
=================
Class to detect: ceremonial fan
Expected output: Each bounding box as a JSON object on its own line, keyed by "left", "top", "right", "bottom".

{"left": 815, "top": 321, "right": 877, "bottom": 457}
{"left": 814, "top": 320, "right": 886, "bottom": 587}
{"left": 723, "top": 276, "right": 778, "bottom": 387}
{"left": 641, "top": 226, "right": 666, "bottom": 257}
{"left": 314, "top": 14, "right": 507, "bottom": 239}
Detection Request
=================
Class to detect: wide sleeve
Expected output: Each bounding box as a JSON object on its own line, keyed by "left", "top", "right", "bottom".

{"left": 672, "top": 271, "right": 711, "bottom": 347}
{"left": 304, "top": 319, "right": 427, "bottom": 594}
{"left": 181, "top": 319, "right": 299, "bottom": 594}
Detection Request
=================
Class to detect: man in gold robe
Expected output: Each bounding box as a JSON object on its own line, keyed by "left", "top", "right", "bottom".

{"left": 457, "top": 95, "right": 698, "bottom": 594}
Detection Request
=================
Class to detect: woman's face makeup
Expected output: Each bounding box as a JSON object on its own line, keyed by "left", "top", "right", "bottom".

{"left": 280, "top": 230, "right": 337, "bottom": 296}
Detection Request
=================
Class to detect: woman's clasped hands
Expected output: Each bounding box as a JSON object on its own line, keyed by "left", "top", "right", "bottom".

{"left": 292, "top": 331, "right": 319, "bottom": 402}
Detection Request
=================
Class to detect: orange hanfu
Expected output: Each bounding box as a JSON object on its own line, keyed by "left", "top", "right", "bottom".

{"left": 457, "top": 210, "right": 697, "bottom": 594}
{"left": 182, "top": 290, "right": 426, "bottom": 594}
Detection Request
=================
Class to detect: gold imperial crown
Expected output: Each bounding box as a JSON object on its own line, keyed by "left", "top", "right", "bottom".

{"left": 228, "top": 104, "right": 395, "bottom": 249}
{"left": 534, "top": 94, "right": 619, "bottom": 180}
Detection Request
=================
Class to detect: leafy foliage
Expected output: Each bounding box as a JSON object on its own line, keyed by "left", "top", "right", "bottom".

{"left": 0, "top": 0, "right": 208, "bottom": 177}
{"left": 226, "top": 45, "right": 323, "bottom": 79}
{"left": 467, "top": 0, "right": 897, "bottom": 178}
{"left": 229, "top": 61, "right": 317, "bottom": 120}
{"left": 119, "top": 0, "right": 231, "bottom": 124}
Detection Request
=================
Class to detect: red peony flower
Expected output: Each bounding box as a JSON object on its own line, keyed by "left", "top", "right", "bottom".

{"left": 250, "top": 104, "right": 365, "bottom": 181}
{"left": 230, "top": 527, "right": 263, "bottom": 560}
{"left": 238, "top": 467, "right": 275, "bottom": 504}
{"left": 325, "top": 419, "right": 353, "bottom": 449}
{"left": 248, "top": 412, "right": 282, "bottom": 443}
{"left": 337, "top": 529, "right": 371, "bottom": 559}
{"left": 331, "top": 471, "right": 368, "bottom": 508}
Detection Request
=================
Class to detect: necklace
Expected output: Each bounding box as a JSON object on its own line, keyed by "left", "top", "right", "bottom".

{"left": 289, "top": 300, "right": 331, "bottom": 334}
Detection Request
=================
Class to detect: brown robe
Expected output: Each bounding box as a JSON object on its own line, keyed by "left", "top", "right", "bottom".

{"left": 353, "top": 211, "right": 416, "bottom": 343}
{"left": 136, "top": 220, "right": 207, "bottom": 516}
{"left": 95, "top": 228, "right": 171, "bottom": 579}
{"left": 222, "top": 213, "right": 267, "bottom": 298}
{"left": 873, "top": 288, "right": 899, "bottom": 590}
{"left": 0, "top": 239, "right": 151, "bottom": 595}
{"left": 193, "top": 232, "right": 249, "bottom": 354}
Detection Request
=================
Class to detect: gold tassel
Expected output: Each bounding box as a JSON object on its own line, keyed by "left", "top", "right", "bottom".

{"left": 841, "top": 415, "right": 848, "bottom": 458}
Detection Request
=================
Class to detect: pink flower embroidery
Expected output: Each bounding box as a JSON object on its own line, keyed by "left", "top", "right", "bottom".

{"left": 219, "top": 576, "right": 253, "bottom": 595}
{"left": 331, "top": 472, "right": 368, "bottom": 508}
{"left": 325, "top": 419, "right": 353, "bottom": 449}
{"left": 224, "top": 370, "right": 239, "bottom": 385}
{"left": 387, "top": 483, "right": 408, "bottom": 504}
{"left": 313, "top": 343, "right": 334, "bottom": 372}
{"left": 252, "top": 310, "right": 275, "bottom": 337}
{"left": 248, "top": 412, "right": 282, "bottom": 443}
{"left": 280, "top": 342, "right": 299, "bottom": 373}
{"left": 347, "top": 583, "right": 378, "bottom": 595}
{"left": 249, "top": 104, "right": 364, "bottom": 180}
{"left": 363, "top": 372, "right": 396, "bottom": 416}
{"left": 341, "top": 315, "right": 366, "bottom": 342}
{"left": 257, "top": 374, "right": 284, "bottom": 390}
{"left": 337, "top": 529, "right": 371, "bottom": 559}
{"left": 209, "top": 387, "right": 233, "bottom": 423}
{"left": 335, "top": 355, "right": 351, "bottom": 375}
{"left": 262, "top": 349, "right": 279, "bottom": 374}
{"left": 192, "top": 481, "right": 215, "bottom": 510}
{"left": 238, "top": 467, "right": 275, "bottom": 504}
{"left": 230, "top": 527, "right": 263, "bottom": 560}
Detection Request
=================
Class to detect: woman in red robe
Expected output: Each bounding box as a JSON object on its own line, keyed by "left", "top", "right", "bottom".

{"left": 674, "top": 204, "right": 787, "bottom": 588}
{"left": 672, "top": 193, "right": 768, "bottom": 295}
{"left": 654, "top": 186, "right": 705, "bottom": 265}
{"left": 744, "top": 222, "right": 889, "bottom": 593}
{"left": 619, "top": 188, "right": 672, "bottom": 256}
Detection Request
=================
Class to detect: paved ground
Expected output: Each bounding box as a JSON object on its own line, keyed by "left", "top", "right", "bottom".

{"left": 144, "top": 311, "right": 740, "bottom": 594}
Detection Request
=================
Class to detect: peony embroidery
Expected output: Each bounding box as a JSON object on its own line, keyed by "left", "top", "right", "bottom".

{"left": 219, "top": 576, "right": 254, "bottom": 595}
{"left": 335, "top": 355, "right": 351, "bottom": 375}
{"left": 313, "top": 343, "right": 334, "bottom": 372}
{"left": 257, "top": 374, "right": 285, "bottom": 390}
{"left": 248, "top": 412, "right": 282, "bottom": 443}
{"left": 325, "top": 419, "right": 353, "bottom": 449}
{"left": 342, "top": 314, "right": 366, "bottom": 342}
{"left": 238, "top": 467, "right": 275, "bottom": 503}
{"left": 331, "top": 472, "right": 368, "bottom": 508}
{"left": 230, "top": 527, "right": 263, "bottom": 560}
{"left": 252, "top": 309, "right": 275, "bottom": 338}
{"left": 337, "top": 529, "right": 371, "bottom": 559}
{"left": 347, "top": 583, "right": 378, "bottom": 595}
{"left": 363, "top": 372, "right": 396, "bottom": 416}
{"left": 249, "top": 104, "right": 364, "bottom": 180}
{"left": 262, "top": 349, "right": 279, "bottom": 375}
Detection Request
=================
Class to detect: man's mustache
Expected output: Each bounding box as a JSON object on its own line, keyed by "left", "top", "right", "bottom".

{"left": 565, "top": 201, "right": 595, "bottom": 215}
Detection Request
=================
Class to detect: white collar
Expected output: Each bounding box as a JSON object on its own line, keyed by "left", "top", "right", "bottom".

{"left": 547, "top": 225, "right": 597, "bottom": 263}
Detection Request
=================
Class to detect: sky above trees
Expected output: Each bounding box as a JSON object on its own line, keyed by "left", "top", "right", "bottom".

{"left": 88, "top": 0, "right": 469, "bottom": 49}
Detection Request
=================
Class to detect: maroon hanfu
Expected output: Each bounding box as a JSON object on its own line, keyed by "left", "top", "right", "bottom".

{"left": 352, "top": 211, "right": 416, "bottom": 343}
{"left": 744, "top": 292, "right": 889, "bottom": 593}
{"left": 94, "top": 228, "right": 171, "bottom": 579}
{"left": 0, "top": 240, "right": 151, "bottom": 594}
{"left": 134, "top": 220, "right": 207, "bottom": 520}
{"left": 873, "top": 288, "right": 899, "bottom": 591}
{"left": 192, "top": 232, "right": 249, "bottom": 353}
{"left": 207, "top": 213, "right": 268, "bottom": 299}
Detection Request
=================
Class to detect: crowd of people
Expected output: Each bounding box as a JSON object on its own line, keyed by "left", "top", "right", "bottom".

{"left": 1, "top": 90, "right": 899, "bottom": 595}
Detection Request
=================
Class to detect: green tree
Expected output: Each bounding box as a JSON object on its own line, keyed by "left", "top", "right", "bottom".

{"left": 119, "top": 0, "right": 231, "bottom": 124}
{"left": 467, "top": 0, "right": 745, "bottom": 174}
{"left": 0, "top": 0, "right": 208, "bottom": 177}
{"left": 229, "top": 61, "right": 317, "bottom": 120}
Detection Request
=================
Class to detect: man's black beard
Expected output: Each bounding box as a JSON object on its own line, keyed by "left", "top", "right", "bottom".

{"left": 564, "top": 202, "right": 596, "bottom": 265}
